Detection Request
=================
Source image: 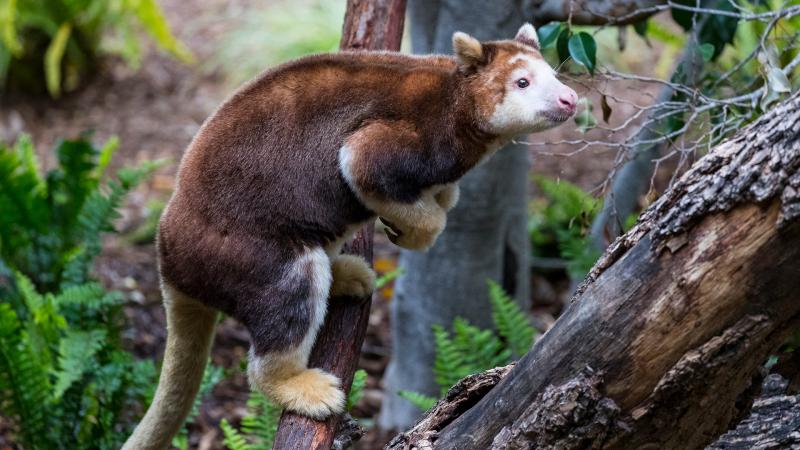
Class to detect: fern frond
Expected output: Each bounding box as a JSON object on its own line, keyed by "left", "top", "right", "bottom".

{"left": 221, "top": 418, "right": 254, "bottom": 450}
{"left": 346, "top": 368, "right": 367, "bottom": 411}
{"left": 432, "top": 324, "right": 467, "bottom": 393}
{"left": 398, "top": 390, "right": 437, "bottom": 412}
{"left": 15, "top": 272, "right": 66, "bottom": 362}
{"left": 0, "top": 303, "right": 56, "bottom": 449}
{"left": 53, "top": 328, "right": 106, "bottom": 398}
{"left": 452, "top": 318, "right": 510, "bottom": 373}
{"left": 488, "top": 280, "right": 536, "bottom": 357}
{"left": 241, "top": 390, "right": 281, "bottom": 448}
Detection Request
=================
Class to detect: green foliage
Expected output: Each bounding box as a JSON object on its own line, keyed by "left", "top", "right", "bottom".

{"left": 347, "top": 368, "right": 367, "bottom": 411}
{"left": 0, "top": 0, "right": 192, "bottom": 97}
{"left": 401, "top": 282, "right": 537, "bottom": 410}
{"left": 488, "top": 280, "right": 535, "bottom": 357}
{"left": 0, "top": 273, "right": 157, "bottom": 450}
{"left": 529, "top": 176, "right": 602, "bottom": 279}
{"left": 397, "top": 390, "right": 437, "bottom": 411}
{"left": 536, "top": 22, "right": 563, "bottom": 49}
{"left": 220, "top": 368, "right": 369, "bottom": 450}
{"left": 375, "top": 267, "right": 403, "bottom": 289}
{"left": 0, "top": 134, "right": 161, "bottom": 449}
{"left": 211, "top": 0, "right": 344, "bottom": 86}
{"left": 0, "top": 134, "right": 160, "bottom": 292}
{"left": 568, "top": 31, "right": 597, "bottom": 74}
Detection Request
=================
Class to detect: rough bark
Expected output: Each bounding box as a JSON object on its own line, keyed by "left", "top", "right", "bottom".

{"left": 271, "top": 1, "right": 406, "bottom": 448}
{"left": 388, "top": 92, "right": 800, "bottom": 449}
{"left": 706, "top": 374, "right": 800, "bottom": 450}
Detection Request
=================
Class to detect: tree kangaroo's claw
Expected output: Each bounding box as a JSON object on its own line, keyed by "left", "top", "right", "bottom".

{"left": 380, "top": 217, "right": 403, "bottom": 243}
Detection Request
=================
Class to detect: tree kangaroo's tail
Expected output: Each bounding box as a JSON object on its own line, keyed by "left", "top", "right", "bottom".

{"left": 122, "top": 283, "right": 217, "bottom": 450}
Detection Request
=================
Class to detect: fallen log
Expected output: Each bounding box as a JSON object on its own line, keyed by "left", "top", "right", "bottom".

{"left": 389, "top": 92, "right": 800, "bottom": 450}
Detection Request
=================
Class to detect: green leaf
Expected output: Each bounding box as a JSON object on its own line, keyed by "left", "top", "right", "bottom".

{"left": 633, "top": 20, "right": 648, "bottom": 38}
{"left": 536, "top": 22, "right": 562, "bottom": 49}
{"left": 132, "top": 0, "right": 195, "bottom": 63}
{"left": 220, "top": 418, "right": 253, "bottom": 450}
{"left": 53, "top": 329, "right": 106, "bottom": 398}
{"left": 0, "top": 0, "right": 23, "bottom": 56}
{"left": 568, "top": 32, "right": 597, "bottom": 75}
{"left": 698, "top": 43, "right": 715, "bottom": 62}
{"left": 398, "top": 390, "right": 437, "bottom": 412}
{"left": 44, "top": 22, "right": 72, "bottom": 98}
{"left": 487, "top": 280, "right": 536, "bottom": 357}
{"left": 346, "top": 368, "right": 367, "bottom": 411}
{"left": 556, "top": 28, "right": 571, "bottom": 64}
{"left": 375, "top": 267, "right": 403, "bottom": 289}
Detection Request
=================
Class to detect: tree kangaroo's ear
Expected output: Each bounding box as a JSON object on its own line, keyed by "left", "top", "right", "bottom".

{"left": 515, "top": 23, "right": 540, "bottom": 50}
{"left": 452, "top": 31, "right": 485, "bottom": 68}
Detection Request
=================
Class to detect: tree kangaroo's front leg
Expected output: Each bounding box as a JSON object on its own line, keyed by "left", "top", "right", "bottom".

{"left": 376, "top": 191, "right": 447, "bottom": 250}
{"left": 339, "top": 121, "right": 461, "bottom": 251}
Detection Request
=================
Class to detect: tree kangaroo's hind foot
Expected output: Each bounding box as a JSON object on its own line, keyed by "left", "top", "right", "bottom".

{"left": 249, "top": 353, "right": 346, "bottom": 419}
{"left": 330, "top": 254, "right": 375, "bottom": 298}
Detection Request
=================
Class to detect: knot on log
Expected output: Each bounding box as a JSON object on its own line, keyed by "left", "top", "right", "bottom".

{"left": 385, "top": 364, "right": 514, "bottom": 450}
{"left": 490, "top": 367, "right": 628, "bottom": 450}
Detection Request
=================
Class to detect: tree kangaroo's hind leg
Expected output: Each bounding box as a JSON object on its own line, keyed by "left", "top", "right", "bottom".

{"left": 245, "top": 247, "right": 374, "bottom": 419}
{"left": 245, "top": 246, "right": 345, "bottom": 418}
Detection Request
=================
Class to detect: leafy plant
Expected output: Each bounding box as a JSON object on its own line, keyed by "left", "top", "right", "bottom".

{"left": 0, "top": 134, "right": 163, "bottom": 449}
{"left": 529, "top": 176, "right": 602, "bottom": 279}
{"left": 0, "top": 134, "right": 161, "bottom": 292}
{"left": 0, "top": 0, "right": 192, "bottom": 97}
{"left": 220, "top": 368, "right": 369, "bottom": 450}
{"left": 399, "top": 281, "right": 537, "bottom": 411}
{"left": 0, "top": 272, "right": 157, "bottom": 450}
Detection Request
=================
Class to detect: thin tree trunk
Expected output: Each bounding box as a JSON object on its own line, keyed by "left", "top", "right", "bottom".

{"left": 271, "top": 1, "right": 406, "bottom": 448}
{"left": 387, "top": 92, "right": 800, "bottom": 450}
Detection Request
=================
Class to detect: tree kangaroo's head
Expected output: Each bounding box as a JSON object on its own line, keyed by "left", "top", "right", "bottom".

{"left": 454, "top": 23, "right": 578, "bottom": 136}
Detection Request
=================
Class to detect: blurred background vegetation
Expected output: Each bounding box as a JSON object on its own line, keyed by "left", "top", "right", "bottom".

{"left": 0, "top": 0, "right": 798, "bottom": 448}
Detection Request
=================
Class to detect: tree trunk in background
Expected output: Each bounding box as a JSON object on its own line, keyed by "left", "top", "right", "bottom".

{"left": 378, "top": 0, "right": 533, "bottom": 431}
{"left": 388, "top": 92, "right": 800, "bottom": 450}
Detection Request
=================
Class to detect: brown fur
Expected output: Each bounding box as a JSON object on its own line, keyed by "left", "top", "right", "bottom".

{"left": 125, "top": 29, "right": 555, "bottom": 449}
{"left": 158, "top": 44, "right": 543, "bottom": 347}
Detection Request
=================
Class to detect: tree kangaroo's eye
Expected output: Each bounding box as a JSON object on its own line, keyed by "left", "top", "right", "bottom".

{"left": 516, "top": 78, "right": 530, "bottom": 88}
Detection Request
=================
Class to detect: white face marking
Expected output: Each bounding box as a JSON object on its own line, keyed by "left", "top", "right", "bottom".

{"left": 488, "top": 55, "right": 577, "bottom": 136}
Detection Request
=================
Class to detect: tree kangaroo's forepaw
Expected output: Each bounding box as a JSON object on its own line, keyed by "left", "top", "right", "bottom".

{"left": 381, "top": 218, "right": 443, "bottom": 251}
{"left": 330, "top": 255, "right": 375, "bottom": 298}
{"left": 435, "top": 184, "right": 460, "bottom": 211}
{"left": 271, "top": 369, "right": 345, "bottom": 419}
